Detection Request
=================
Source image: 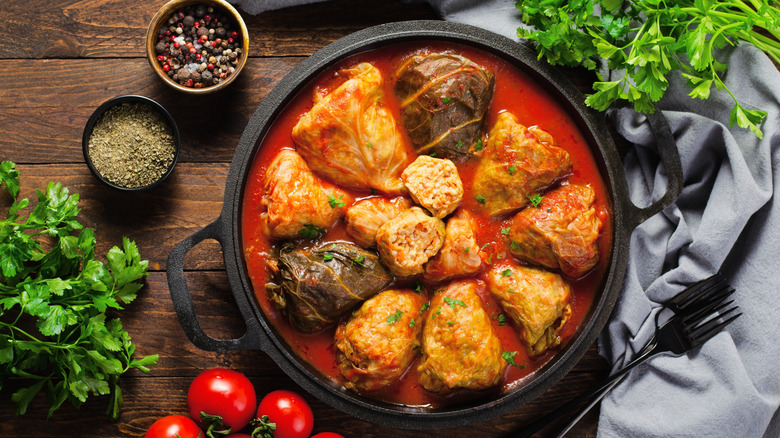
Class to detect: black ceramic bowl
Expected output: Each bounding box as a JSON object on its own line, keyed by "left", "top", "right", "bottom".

{"left": 82, "top": 95, "right": 180, "bottom": 191}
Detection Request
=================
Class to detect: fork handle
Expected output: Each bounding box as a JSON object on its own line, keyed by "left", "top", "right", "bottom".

{"left": 513, "top": 341, "right": 660, "bottom": 438}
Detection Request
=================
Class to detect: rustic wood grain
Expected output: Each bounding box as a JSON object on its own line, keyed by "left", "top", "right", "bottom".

{"left": 0, "top": 0, "right": 439, "bottom": 59}
{"left": 0, "top": 1, "right": 612, "bottom": 437}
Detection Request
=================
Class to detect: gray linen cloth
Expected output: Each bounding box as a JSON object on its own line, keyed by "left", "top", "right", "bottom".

{"left": 232, "top": 1, "right": 780, "bottom": 436}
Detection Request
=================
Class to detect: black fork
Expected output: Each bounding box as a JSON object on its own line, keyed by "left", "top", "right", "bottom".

{"left": 512, "top": 273, "right": 741, "bottom": 438}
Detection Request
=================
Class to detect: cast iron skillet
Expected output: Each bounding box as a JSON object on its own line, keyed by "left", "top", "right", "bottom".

{"left": 167, "top": 20, "right": 682, "bottom": 429}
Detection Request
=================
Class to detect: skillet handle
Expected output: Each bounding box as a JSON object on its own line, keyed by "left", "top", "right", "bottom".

{"left": 623, "top": 111, "right": 683, "bottom": 229}
{"left": 167, "top": 217, "right": 264, "bottom": 351}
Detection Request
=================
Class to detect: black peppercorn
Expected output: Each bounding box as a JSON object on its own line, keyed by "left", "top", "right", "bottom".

{"left": 201, "top": 70, "right": 213, "bottom": 83}
{"left": 183, "top": 15, "right": 195, "bottom": 27}
{"left": 215, "top": 27, "right": 226, "bottom": 38}
{"left": 194, "top": 5, "right": 206, "bottom": 17}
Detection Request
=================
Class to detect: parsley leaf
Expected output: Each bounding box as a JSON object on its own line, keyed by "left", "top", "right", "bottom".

{"left": 441, "top": 97, "right": 452, "bottom": 104}
{"left": 528, "top": 194, "right": 543, "bottom": 208}
{"left": 0, "top": 162, "right": 156, "bottom": 420}
{"left": 498, "top": 314, "right": 507, "bottom": 326}
{"left": 515, "top": 0, "right": 777, "bottom": 138}
{"left": 387, "top": 310, "right": 403, "bottom": 324}
{"left": 474, "top": 139, "right": 483, "bottom": 151}
{"left": 298, "top": 223, "right": 326, "bottom": 239}
{"left": 323, "top": 253, "right": 334, "bottom": 261}
{"left": 443, "top": 297, "right": 467, "bottom": 309}
{"left": 502, "top": 351, "right": 525, "bottom": 368}
{"left": 501, "top": 269, "right": 513, "bottom": 277}
{"left": 500, "top": 227, "right": 510, "bottom": 235}
{"left": 475, "top": 195, "right": 486, "bottom": 204}
{"left": 327, "top": 194, "right": 346, "bottom": 208}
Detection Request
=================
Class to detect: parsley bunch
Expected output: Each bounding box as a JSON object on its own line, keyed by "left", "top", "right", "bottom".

{"left": 0, "top": 161, "right": 157, "bottom": 420}
{"left": 516, "top": 0, "right": 780, "bottom": 138}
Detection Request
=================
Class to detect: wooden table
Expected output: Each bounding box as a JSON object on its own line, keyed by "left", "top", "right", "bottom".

{"left": 0, "top": 1, "right": 610, "bottom": 436}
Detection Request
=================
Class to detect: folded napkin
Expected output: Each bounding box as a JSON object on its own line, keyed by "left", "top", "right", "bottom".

{"left": 232, "top": 1, "right": 780, "bottom": 436}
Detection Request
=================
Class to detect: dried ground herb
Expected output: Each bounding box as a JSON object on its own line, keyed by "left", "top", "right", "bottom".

{"left": 87, "top": 103, "right": 176, "bottom": 188}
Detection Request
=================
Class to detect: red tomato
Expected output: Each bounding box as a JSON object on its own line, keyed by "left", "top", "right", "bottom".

{"left": 144, "top": 415, "right": 203, "bottom": 438}
{"left": 311, "top": 433, "right": 345, "bottom": 438}
{"left": 256, "top": 390, "right": 314, "bottom": 438}
{"left": 187, "top": 368, "right": 257, "bottom": 432}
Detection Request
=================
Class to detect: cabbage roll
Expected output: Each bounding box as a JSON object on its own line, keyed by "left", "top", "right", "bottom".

{"left": 292, "top": 62, "right": 409, "bottom": 194}
{"left": 507, "top": 184, "right": 602, "bottom": 278}
{"left": 417, "top": 280, "right": 506, "bottom": 392}
{"left": 261, "top": 149, "right": 351, "bottom": 239}
{"left": 375, "top": 207, "right": 446, "bottom": 277}
{"left": 335, "top": 289, "right": 426, "bottom": 391}
{"left": 395, "top": 53, "right": 494, "bottom": 159}
{"left": 423, "top": 210, "right": 483, "bottom": 282}
{"left": 472, "top": 112, "right": 572, "bottom": 217}
{"left": 345, "top": 196, "right": 412, "bottom": 248}
{"left": 401, "top": 155, "right": 464, "bottom": 219}
{"left": 486, "top": 264, "right": 572, "bottom": 357}
{"left": 265, "top": 241, "right": 394, "bottom": 333}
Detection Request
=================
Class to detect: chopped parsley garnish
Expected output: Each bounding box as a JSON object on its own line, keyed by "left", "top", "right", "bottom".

{"left": 502, "top": 351, "right": 525, "bottom": 368}
{"left": 322, "top": 253, "right": 334, "bottom": 261}
{"left": 528, "top": 193, "right": 543, "bottom": 208}
{"left": 412, "top": 280, "right": 424, "bottom": 294}
{"left": 475, "top": 195, "right": 486, "bottom": 204}
{"left": 510, "top": 241, "right": 521, "bottom": 252}
{"left": 498, "top": 314, "right": 507, "bottom": 326}
{"left": 500, "top": 227, "right": 510, "bottom": 235}
{"left": 456, "top": 139, "right": 464, "bottom": 150}
{"left": 447, "top": 321, "right": 455, "bottom": 326}
{"left": 366, "top": 141, "right": 374, "bottom": 149}
{"left": 481, "top": 242, "right": 492, "bottom": 251}
{"left": 508, "top": 288, "right": 515, "bottom": 294}
{"left": 387, "top": 310, "right": 403, "bottom": 324}
{"left": 443, "top": 297, "right": 467, "bottom": 309}
{"left": 431, "top": 306, "right": 442, "bottom": 319}
{"left": 420, "top": 302, "right": 430, "bottom": 314}
{"left": 327, "top": 194, "right": 346, "bottom": 208}
{"left": 352, "top": 254, "right": 366, "bottom": 266}
{"left": 410, "top": 318, "right": 416, "bottom": 328}
{"left": 441, "top": 97, "right": 452, "bottom": 104}
{"left": 501, "top": 269, "right": 513, "bottom": 277}
{"left": 474, "top": 139, "right": 483, "bottom": 151}
{"left": 508, "top": 165, "right": 517, "bottom": 175}
{"left": 464, "top": 246, "right": 471, "bottom": 253}
{"left": 429, "top": 152, "right": 437, "bottom": 157}
{"left": 298, "top": 223, "right": 325, "bottom": 239}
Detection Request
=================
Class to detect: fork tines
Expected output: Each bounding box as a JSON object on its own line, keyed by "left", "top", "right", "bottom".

{"left": 668, "top": 272, "right": 735, "bottom": 314}
{"left": 684, "top": 298, "right": 742, "bottom": 346}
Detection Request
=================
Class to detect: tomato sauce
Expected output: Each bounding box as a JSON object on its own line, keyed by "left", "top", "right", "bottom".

{"left": 241, "top": 42, "right": 613, "bottom": 407}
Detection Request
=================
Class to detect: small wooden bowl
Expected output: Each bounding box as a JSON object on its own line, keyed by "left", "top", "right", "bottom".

{"left": 145, "top": 0, "right": 249, "bottom": 94}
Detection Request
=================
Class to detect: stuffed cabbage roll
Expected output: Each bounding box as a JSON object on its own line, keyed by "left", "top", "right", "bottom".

{"left": 486, "top": 264, "right": 572, "bottom": 357}
{"left": 418, "top": 280, "right": 506, "bottom": 392}
{"left": 345, "top": 196, "right": 412, "bottom": 248}
{"left": 401, "top": 155, "right": 464, "bottom": 219}
{"left": 265, "top": 241, "right": 393, "bottom": 333}
{"left": 292, "top": 62, "right": 409, "bottom": 194}
{"left": 395, "top": 53, "right": 494, "bottom": 159}
{"left": 423, "top": 210, "right": 483, "bottom": 282}
{"left": 260, "top": 149, "right": 351, "bottom": 239}
{"left": 472, "top": 112, "right": 572, "bottom": 217}
{"left": 507, "top": 184, "right": 602, "bottom": 278}
{"left": 334, "top": 289, "right": 426, "bottom": 391}
{"left": 376, "top": 207, "right": 446, "bottom": 277}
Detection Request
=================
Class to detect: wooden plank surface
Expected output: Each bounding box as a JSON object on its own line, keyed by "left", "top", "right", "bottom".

{"left": 0, "top": 1, "right": 610, "bottom": 437}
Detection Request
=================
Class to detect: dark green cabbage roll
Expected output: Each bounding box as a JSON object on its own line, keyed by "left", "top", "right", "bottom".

{"left": 265, "top": 241, "right": 394, "bottom": 333}
{"left": 395, "top": 53, "right": 494, "bottom": 159}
